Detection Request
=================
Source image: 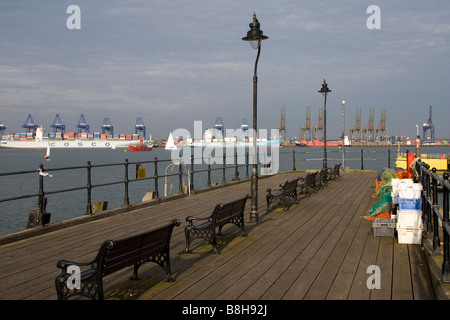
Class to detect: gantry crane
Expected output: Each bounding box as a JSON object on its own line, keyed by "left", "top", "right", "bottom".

{"left": 22, "top": 114, "right": 39, "bottom": 133}
{"left": 422, "top": 105, "right": 435, "bottom": 143}
{"left": 213, "top": 117, "right": 224, "bottom": 139}
{"left": 50, "top": 114, "right": 66, "bottom": 133}
{"left": 135, "top": 117, "right": 146, "bottom": 138}
{"left": 101, "top": 118, "right": 113, "bottom": 135}
{"left": 76, "top": 114, "right": 89, "bottom": 133}
{"left": 300, "top": 106, "right": 312, "bottom": 141}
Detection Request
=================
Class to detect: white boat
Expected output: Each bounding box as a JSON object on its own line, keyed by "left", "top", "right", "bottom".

{"left": 44, "top": 143, "right": 50, "bottom": 159}
{"left": 165, "top": 132, "right": 177, "bottom": 150}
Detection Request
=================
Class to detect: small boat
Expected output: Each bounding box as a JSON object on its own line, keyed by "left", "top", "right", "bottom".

{"left": 165, "top": 132, "right": 177, "bottom": 150}
{"left": 44, "top": 143, "right": 50, "bottom": 159}
{"left": 129, "top": 139, "right": 153, "bottom": 151}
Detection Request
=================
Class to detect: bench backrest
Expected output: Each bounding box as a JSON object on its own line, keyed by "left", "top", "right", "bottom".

{"left": 283, "top": 179, "right": 298, "bottom": 193}
{"left": 213, "top": 195, "right": 249, "bottom": 228}
{"left": 306, "top": 172, "right": 317, "bottom": 185}
{"left": 99, "top": 219, "right": 180, "bottom": 277}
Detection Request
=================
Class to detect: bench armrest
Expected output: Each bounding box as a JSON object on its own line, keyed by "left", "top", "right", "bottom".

{"left": 185, "top": 216, "right": 210, "bottom": 226}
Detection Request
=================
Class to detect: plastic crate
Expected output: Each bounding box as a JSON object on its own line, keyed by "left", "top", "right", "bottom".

{"left": 397, "top": 226, "right": 422, "bottom": 244}
{"left": 372, "top": 218, "right": 396, "bottom": 237}
{"left": 397, "top": 209, "right": 422, "bottom": 229}
{"left": 398, "top": 198, "right": 422, "bottom": 210}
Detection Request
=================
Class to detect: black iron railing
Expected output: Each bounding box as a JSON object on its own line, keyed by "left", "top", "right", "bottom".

{"left": 0, "top": 147, "right": 396, "bottom": 233}
{"left": 416, "top": 161, "right": 450, "bottom": 283}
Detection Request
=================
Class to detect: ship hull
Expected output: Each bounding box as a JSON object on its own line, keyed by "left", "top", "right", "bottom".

{"left": 0, "top": 139, "right": 139, "bottom": 149}
{"left": 186, "top": 139, "right": 282, "bottom": 148}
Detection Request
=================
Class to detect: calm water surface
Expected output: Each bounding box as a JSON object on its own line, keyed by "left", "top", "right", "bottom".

{"left": 0, "top": 145, "right": 448, "bottom": 236}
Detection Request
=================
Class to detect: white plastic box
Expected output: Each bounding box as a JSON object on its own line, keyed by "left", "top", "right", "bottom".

{"left": 397, "top": 209, "right": 422, "bottom": 229}
{"left": 397, "top": 226, "right": 423, "bottom": 244}
{"left": 398, "top": 183, "right": 422, "bottom": 199}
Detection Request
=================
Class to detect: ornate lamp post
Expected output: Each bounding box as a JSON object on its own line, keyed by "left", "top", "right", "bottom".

{"left": 318, "top": 79, "right": 331, "bottom": 169}
{"left": 342, "top": 100, "right": 346, "bottom": 169}
{"left": 242, "top": 13, "right": 268, "bottom": 222}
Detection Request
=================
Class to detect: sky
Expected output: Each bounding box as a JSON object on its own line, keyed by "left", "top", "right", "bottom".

{"left": 1, "top": 0, "right": 449, "bottom": 140}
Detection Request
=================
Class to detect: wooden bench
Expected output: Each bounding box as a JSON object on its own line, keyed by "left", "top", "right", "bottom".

{"left": 266, "top": 178, "right": 299, "bottom": 212}
{"left": 55, "top": 219, "right": 181, "bottom": 300}
{"left": 184, "top": 195, "right": 249, "bottom": 254}
{"left": 297, "top": 171, "right": 317, "bottom": 196}
{"left": 316, "top": 168, "right": 329, "bottom": 189}
{"left": 327, "top": 163, "right": 342, "bottom": 180}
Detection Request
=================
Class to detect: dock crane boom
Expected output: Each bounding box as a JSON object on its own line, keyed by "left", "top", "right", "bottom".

{"left": 76, "top": 114, "right": 89, "bottom": 133}
{"left": 422, "top": 105, "right": 435, "bottom": 143}
{"left": 50, "top": 114, "right": 66, "bottom": 133}
{"left": 22, "top": 114, "right": 39, "bottom": 133}
{"left": 101, "top": 118, "right": 113, "bottom": 135}
{"left": 135, "top": 117, "right": 146, "bottom": 138}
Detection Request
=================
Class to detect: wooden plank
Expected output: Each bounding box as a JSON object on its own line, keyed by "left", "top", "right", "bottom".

{"left": 392, "top": 240, "right": 413, "bottom": 300}
{"left": 408, "top": 244, "right": 435, "bottom": 300}
{"left": 0, "top": 171, "right": 437, "bottom": 300}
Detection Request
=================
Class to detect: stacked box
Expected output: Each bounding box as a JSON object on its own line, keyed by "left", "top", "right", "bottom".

{"left": 391, "top": 179, "right": 423, "bottom": 244}
{"left": 398, "top": 198, "right": 422, "bottom": 210}
{"left": 372, "top": 218, "right": 396, "bottom": 237}
{"left": 397, "top": 226, "right": 423, "bottom": 244}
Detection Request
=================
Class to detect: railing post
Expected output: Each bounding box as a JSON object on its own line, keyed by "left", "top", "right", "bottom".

{"left": 388, "top": 149, "right": 391, "bottom": 168}
{"left": 38, "top": 164, "right": 45, "bottom": 223}
{"left": 432, "top": 168, "right": 441, "bottom": 253}
{"left": 442, "top": 173, "right": 450, "bottom": 282}
{"left": 293, "top": 150, "right": 295, "bottom": 171}
{"left": 178, "top": 158, "right": 183, "bottom": 193}
{"left": 86, "top": 161, "right": 92, "bottom": 215}
{"left": 190, "top": 155, "right": 194, "bottom": 192}
{"left": 124, "top": 159, "right": 129, "bottom": 206}
{"left": 154, "top": 157, "right": 159, "bottom": 199}
{"left": 360, "top": 149, "right": 364, "bottom": 170}
{"left": 207, "top": 156, "right": 211, "bottom": 187}
{"left": 246, "top": 152, "right": 249, "bottom": 178}
{"left": 424, "top": 165, "right": 433, "bottom": 237}
{"left": 235, "top": 151, "right": 239, "bottom": 180}
{"left": 222, "top": 153, "right": 226, "bottom": 184}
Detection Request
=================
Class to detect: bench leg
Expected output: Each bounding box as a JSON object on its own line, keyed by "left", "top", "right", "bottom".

{"left": 55, "top": 276, "right": 102, "bottom": 300}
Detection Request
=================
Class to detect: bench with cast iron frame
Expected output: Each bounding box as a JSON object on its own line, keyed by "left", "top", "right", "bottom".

{"left": 55, "top": 219, "right": 180, "bottom": 300}
{"left": 266, "top": 178, "right": 300, "bottom": 213}
{"left": 297, "top": 172, "right": 318, "bottom": 197}
{"left": 184, "top": 195, "right": 249, "bottom": 254}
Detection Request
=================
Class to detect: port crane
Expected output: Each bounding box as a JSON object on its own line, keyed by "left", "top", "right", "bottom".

{"left": 22, "top": 114, "right": 39, "bottom": 133}
{"left": 422, "top": 105, "right": 435, "bottom": 143}
{"left": 213, "top": 117, "right": 224, "bottom": 139}
{"left": 241, "top": 118, "right": 249, "bottom": 139}
{"left": 50, "top": 114, "right": 66, "bottom": 133}
{"left": 135, "top": 117, "right": 146, "bottom": 138}
{"left": 101, "top": 118, "right": 114, "bottom": 135}
{"left": 0, "top": 121, "right": 6, "bottom": 137}
{"left": 76, "top": 114, "right": 90, "bottom": 133}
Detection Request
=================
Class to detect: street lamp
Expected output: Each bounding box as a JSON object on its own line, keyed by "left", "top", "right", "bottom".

{"left": 318, "top": 79, "right": 331, "bottom": 169}
{"left": 242, "top": 13, "right": 268, "bottom": 222}
{"left": 341, "top": 100, "right": 346, "bottom": 169}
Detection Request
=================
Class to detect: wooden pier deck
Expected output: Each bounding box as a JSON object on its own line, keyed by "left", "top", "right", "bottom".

{"left": 0, "top": 171, "right": 435, "bottom": 301}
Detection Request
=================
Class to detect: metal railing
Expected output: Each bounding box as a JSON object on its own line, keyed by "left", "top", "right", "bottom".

{"left": 416, "top": 161, "right": 450, "bottom": 283}
{"left": 0, "top": 147, "right": 395, "bottom": 232}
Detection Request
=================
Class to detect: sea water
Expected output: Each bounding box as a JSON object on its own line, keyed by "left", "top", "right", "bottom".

{"left": 0, "top": 145, "right": 447, "bottom": 236}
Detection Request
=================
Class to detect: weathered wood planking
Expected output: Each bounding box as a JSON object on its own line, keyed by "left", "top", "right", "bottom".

{"left": 0, "top": 171, "right": 435, "bottom": 300}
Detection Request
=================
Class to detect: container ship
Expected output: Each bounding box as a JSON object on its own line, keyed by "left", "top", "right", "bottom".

{"left": 0, "top": 126, "right": 141, "bottom": 149}
{"left": 186, "top": 137, "right": 282, "bottom": 148}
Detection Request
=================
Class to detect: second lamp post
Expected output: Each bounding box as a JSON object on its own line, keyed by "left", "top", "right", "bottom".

{"left": 318, "top": 79, "right": 331, "bottom": 170}
{"left": 242, "top": 13, "right": 268, "bottom": 222}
